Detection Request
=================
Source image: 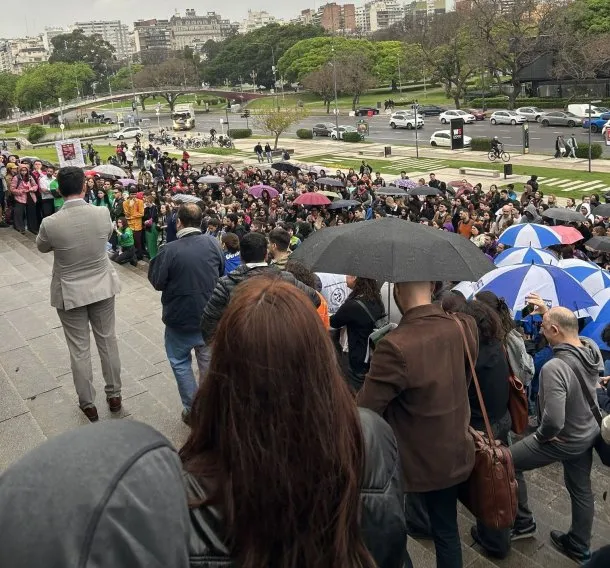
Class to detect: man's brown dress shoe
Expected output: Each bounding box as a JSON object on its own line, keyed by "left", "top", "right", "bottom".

{"left": 82, "top": 406, "right": 99, "bottom": 422}
{"left": 107, "top": 396, "right": 122, "bottom": 413}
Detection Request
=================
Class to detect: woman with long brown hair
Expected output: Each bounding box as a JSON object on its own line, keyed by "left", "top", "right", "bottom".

{"left": 180, "top": 276, "right": 408, "bottom": 568}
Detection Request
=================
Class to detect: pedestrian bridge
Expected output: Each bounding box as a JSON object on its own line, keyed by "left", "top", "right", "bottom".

{"left": 0, "top": 86, "right": 267, "bottom": 127}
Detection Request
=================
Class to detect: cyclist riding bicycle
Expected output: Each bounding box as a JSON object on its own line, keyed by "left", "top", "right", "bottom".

{"left": 491, "top": 136, "right": 502, "bottom": 158}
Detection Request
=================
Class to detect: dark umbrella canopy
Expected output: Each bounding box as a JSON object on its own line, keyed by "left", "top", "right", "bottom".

{"left": 328, "top": 199, "right": 360, "bottom": 210}
{"left": 407, "top": 185, "right": 441, "bottom": 197}
{"left": 272, "top": 162, "right": 300, "bottom": 173}
{"left": 585, "top": 236, "right": 610, "bottom": 253}
{"left": 375, "top": 185, "right": 407, "bottom": 196}
{"left": 20, "top": 156, "right": 55, "bottom": 168}
{"left": 290, "top": 217, "right": 494, "bottom": 282}
{"left": 316, "top": 177, "right": 344, "bottom": 187}
{"left": 542, "top": 208, "right": 586, "bottom": 223}
{"left": 593, "top": 203, "right": 610, "bottom": 217}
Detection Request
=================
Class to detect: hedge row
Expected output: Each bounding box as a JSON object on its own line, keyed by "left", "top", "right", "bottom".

{"left": 575, "top": 143, "right": 603, "bottom": 159}
{"left": 227, "top": 128, "right": 252, "bottom": 139}
{"left": 296, "top": 128, "right": 313, "bottom": 139}
{"left": 342, "top": 132, "right": 363, "bottom": 142}
{"left": 470, "top": 137, "right": 492, "bottom": 151}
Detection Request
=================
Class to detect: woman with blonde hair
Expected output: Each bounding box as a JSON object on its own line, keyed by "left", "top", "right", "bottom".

{"left": 181, "top": 276, "right": 408, "bottom": 568}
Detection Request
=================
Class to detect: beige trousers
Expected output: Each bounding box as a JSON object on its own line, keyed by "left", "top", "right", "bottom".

{"left": 57, "top": 296, "right": 122, "bottom": 409}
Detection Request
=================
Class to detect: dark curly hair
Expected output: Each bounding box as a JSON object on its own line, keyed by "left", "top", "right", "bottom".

{"left": 475, "top": 290, "right": 514, "bottom": 340}
{"left": 455, "top": 300, "right": 503, "bottom": 344}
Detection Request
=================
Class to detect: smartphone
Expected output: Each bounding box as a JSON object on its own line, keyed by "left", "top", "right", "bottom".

{"left": 522, "top": 298, "right": 552, "bottom": 317}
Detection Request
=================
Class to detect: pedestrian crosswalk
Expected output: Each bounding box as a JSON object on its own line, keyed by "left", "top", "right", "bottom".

{"left": 535, "top": 176, "right": 610, "bottom": 194}
{"left": 390, "top": 156, "right": 447, "bottom": 172}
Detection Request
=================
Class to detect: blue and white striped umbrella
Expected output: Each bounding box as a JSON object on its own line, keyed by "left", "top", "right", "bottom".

{"left": 559, "top": 258, "right": 610, "bottom": 297}
{"left": 474, "top": 263, "right": 596, "bottom": 313}
{"left": 494, "top": 246, "right": 559, "bottom": 267}
{"left": 586, "top": 288, "right": 610, "bottom": 321}
{"left": 581, "top": 321, "right": 610, "bottom": 350}
{"left": 498, "top": 223, "right": 562, "bottom": 248}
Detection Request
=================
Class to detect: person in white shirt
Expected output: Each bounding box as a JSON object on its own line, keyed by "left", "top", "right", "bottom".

{"left": 38, "top": 166, "right": 56, "bottom": 219}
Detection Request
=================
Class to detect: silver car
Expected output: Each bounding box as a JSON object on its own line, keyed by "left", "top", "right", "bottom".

{"left": 490, "top": 111, "right": 527, "bottom": 125}
{"left": 538, "top": 111, "right": 582, "bottom": 128}
{"left": 516, "top": 107, "right": 545, "bottom": 122}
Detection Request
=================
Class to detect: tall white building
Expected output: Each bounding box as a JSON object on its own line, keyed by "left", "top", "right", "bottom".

{"left": 238, "top": 10, "right": 277, "bottom": 34}
{"left": 169, "top": 9, "right": 236, "bottom": 50}
{"left": 6, "top": 36, "right": 49, "bottom": 74}
{"left": 357, "top": 0, "right": 405, "bottom": 33}
{"left": 42, "top": 27, "right": 66, "bottom": 52}
{"left": 72, "top": 20, "right": 131, "bottom": 60}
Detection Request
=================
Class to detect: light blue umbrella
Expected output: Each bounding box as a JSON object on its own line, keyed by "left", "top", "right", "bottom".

{"left": 498, "top": 223, "right": 562, "bottom": 248}
{"left": 587, "top": 288, "right": 610, "bottom": 322}
{"left": 474, "top": 263, "right": 596, "bottom": 313}
{"left": 581, "top": 321, "right": 610, "bottom": 351}
{"left": 559, "top": 258, "right": 610, "bottom": 297}
{"left": 494, "top": 246, "right": 559, "bottom": 267}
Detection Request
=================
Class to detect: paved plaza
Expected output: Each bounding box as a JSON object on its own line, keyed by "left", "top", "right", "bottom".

{"left": 0, "top": 227, "right": 608, "bottom": 566}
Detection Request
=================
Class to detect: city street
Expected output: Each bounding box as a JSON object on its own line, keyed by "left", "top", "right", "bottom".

{"left": 80, "top": 106, "right": 610, "bottom": 157}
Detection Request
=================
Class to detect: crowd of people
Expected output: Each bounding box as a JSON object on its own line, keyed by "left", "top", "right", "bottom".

{"left": 0, "top": 150, "right": 609, "bottom": 567}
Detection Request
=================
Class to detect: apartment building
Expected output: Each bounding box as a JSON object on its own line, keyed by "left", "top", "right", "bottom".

{"left": 72, "top": 20, "right": 131, "bottom": 60}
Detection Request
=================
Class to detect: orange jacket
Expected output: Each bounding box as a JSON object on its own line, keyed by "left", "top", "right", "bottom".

{"left": 123, "top": 198, "right": 144, "bottom": 231}
{"left": 316, "top": 292, "right": 330, "bottom": 329}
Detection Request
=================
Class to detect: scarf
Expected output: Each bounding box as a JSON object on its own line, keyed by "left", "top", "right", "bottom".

{"left": 177, "top": 227, "right": 201, "bottom": 239}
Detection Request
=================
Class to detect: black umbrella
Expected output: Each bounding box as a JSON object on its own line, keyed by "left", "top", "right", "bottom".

{"left": 328, "top": 199, "right": 360, "bottom": 210}
{"left": 316, "top": 177, "right": 344, "bottom": 188}
{"left": 407, "top": 185, "right": 442, "bottom": 197}
{"left": 542, "top": 208, "right": 586, "bottom": 223}
{"left": 375, "top": 185, "right": 407, "bottom": 196}
{"left": 585, "top": 236, "right": 610, "bottom": 253}
{"left": 20, "top": 156, "right": 55, "bottom": 168}
{"left": 593, "top": 203, "right": 610, "bottom": 217}
{"left": 290, "top": 217, "right": 494, "bottom": 282}
{"left": 272, "top": 162, "right": 300, "bottom": 174}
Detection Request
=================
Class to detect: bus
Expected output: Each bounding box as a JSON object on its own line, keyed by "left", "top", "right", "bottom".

{"left": 172, "top": 104, "right": 195, "bottom": 131}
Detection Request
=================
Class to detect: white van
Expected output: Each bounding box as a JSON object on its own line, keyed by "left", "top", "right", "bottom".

{"left": 567, "top": 104, "right": 604, "bottom": 118}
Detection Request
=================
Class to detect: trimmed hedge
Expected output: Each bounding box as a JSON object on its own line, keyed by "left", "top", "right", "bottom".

{"left": 27, "top": 125, "right": 46, "bottom": 144}
{"left": 575, "top": 143, "right": 603, "bottom": 159}
{"left": 227, "top": 128, "right": 252, "bottom": 139}
{"left": 470, "top": 137, "right": 492, "bottom": 151}
{"left": 343, "top": 132, "right": 363, "bottom": 142}
{"left": 4, "top": 125, "right": 18, "bottom": 133}
{"left": 296, "top": 128, "right": 313, "bottom": 139}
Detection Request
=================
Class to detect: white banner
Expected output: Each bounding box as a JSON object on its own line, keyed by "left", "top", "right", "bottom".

{"left": 55, "top": 138, "right": 85, "bottom": 168}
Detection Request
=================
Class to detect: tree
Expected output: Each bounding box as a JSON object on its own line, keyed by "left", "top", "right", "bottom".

{"left": 132, "top": 58, "right": 198, "bottom": 111}
{"left": 468, "top": 0, "right": 557, "bottom": 108}
{"left": 49, "top": 29, "right": 115, "bottom": 76}
{"left": 0, "top": 73, "right": 17, "bottom": 119}
{"left": 201, "top": 23, "right": 326, "bottom": 87}
{"left": 302, "top": 66, "right": 340, "bottom": 114}
{"left": 254, "top": 107, "right": 308, "bottom": 149}
{"left": 569, "top": 0, "right": 610, "bottom": 34}
{"left": 337, "top": 52, "right": 376, "bottom": 110}
{"left": 109, "top": 65, "right": 143, "bottom": 91}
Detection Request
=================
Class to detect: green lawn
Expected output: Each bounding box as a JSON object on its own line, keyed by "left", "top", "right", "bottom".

{"left": 302, "top": 153, "right": 610, "bottom": 199}
{"left": 8, "top": 143, "right": 116, "bottom": 165}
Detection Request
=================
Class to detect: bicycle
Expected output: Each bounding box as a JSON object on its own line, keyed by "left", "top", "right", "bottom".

{"left": 488, "top": 148, "right": 510, "bottom": 162}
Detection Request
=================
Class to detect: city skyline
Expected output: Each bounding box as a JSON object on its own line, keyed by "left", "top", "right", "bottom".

{"left": 1, "top": 0, "right": 370, "bottom": 39}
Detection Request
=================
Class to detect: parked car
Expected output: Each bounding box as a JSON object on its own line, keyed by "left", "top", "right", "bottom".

{"left": 430, "top": 130, "right": 472, "bottom": 147}
{"left": 354, "top": 107, "right": 380, "bottom": 116}
{"left": 312, "top": 122, "right": 336, "bottom": 136}
{"left": 582, "top": 113, "right": 610, "bottom": 133}
{"left": 330, "top": 125, "right": 361, "bottom": 140}
{"left": 389, "top": 112, "right": 424, "bottom": 129}
{"left": 538, "top": 111, "right": 582, "bottom": 127}
{"left": 417, "top": 105, "right": 445, "bottom": 116}
{"left": 490, "top": 110, "right": 527, "bottom": 125}
{"left": 516, "top": 107, "right": 545, "bottom": 122}
{"left": 439, "top": 110, "right": 476, "bottom": 124}
{"left": 567, "top": 104, "right": 605, "bottom": 118}
{"left": 467, "top": 109, "right": 486, "bottom": 121}
{"left": 113, "top": 126, "right": 143, "bottom": 140}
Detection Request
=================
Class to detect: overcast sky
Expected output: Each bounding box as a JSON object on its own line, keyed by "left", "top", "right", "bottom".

{"left": 1, "top": 0, "right": 327, "bottom": 39}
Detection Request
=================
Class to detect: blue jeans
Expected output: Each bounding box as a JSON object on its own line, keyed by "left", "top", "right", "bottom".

{"left": 164, "top": 326, "right": 210, "bottom": 411}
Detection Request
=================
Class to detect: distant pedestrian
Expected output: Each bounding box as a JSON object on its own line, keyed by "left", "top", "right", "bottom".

{"left": 148, "top": 203, "right": 224, "bottom": 424}
{"left": 264, "top": 143, "right": 272, "bottom": 163}
{"left": 254, "top": 142, "right": 263, "bottom": 163}
{"left": 566, "top": 135, "right": 578, "bottom": 159}
{"left": 555, "top": 135, "right": 566, "bottom": 159}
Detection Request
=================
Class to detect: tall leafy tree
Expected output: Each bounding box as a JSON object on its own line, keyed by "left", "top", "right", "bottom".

{"left": 254, "top": 107, "right": 308, "bottom": 149}
{"left": 49, "top": 29, "right": 116, "bottom": 75}
{"left": 0, "top": 73, "right": 17, "bottom": 119}
{"left": 338, "top": 52, "right": 376, "bottom": 110}
{"left": 302, "top": 66, "right": 341, "bottom": 114}
{"left": 569, "top": 0, "right": 610, "bottom": 34}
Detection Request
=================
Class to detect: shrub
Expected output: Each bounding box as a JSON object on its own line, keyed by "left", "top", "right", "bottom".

{"left": 575, "top": 143, "right": 603, "bottom": 160}
{"left": 470, "top": 137, "right": 492, "bottom": 151}
{"left": 4, "top": 125, "right": 18, "bottom": 133}
{"left": 342, "top": 132, "right": 363, "bottom": 143}
{"left": 296, "top": 128, "right": 313, "bottom": 139}
{"left": 227, "top": 128, "right": 252, "bottom": 139}
{"left": 27, "top": 125, "right": 47, "bottom": 144}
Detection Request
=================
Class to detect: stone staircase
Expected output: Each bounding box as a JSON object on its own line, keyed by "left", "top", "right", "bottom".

{"left": 0, "top": 227, "right": 608, "bottom": 565}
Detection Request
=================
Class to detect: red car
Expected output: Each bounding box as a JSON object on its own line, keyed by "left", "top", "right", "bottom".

{"left": 468, "top": 109, "right": 486, "bottom": 121}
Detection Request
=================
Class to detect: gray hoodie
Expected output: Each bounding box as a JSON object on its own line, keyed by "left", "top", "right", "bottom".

{"left": 536, "top": 338, "right": 603, "bottom": 444}
{"left": 0, "top": 420, "right": 190, "bottom": 568}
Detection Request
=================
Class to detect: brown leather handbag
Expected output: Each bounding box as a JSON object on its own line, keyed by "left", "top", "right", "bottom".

{"left": 453, "top": 315, "right": 518, "bottom": 530}
{"left": 503, "top": 347, "right": 529, "bottom": 435}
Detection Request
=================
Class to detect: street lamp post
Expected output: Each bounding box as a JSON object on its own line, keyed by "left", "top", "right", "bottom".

{"left": 397, "top": 54, "right": 402, "bottom": 94}
{"left": 331, "top": 46, "right": 339, "bottom": 138}
{"left": 250, "top": 70, "right": 257, "bottom": 92}
{"left": 39, "top": 101, "right": 44, "bottom": 126}
{"left": 589, "top": 99, "right": 602, "bottom": 173}
{"left": 58, "top": 97, "right": 65, "bottom": 140}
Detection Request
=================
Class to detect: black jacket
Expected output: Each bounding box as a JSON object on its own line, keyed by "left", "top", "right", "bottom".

{"left": 200, "top": 264, "right": 321, "bottom": 342}
{"left": 185, "top": 408, "right": 408, "bottom": 568}
{"left": 149, "top": 232, "right": 225, "bottom": 333}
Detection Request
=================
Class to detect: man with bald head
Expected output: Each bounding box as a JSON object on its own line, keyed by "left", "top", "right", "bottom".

{"left": 507, "top": 297, "right": 602, "bottom": 564}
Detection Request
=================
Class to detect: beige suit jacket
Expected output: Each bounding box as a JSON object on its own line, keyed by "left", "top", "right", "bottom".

{"left": 36, "top": 199, "right": 121, "bottom": 310}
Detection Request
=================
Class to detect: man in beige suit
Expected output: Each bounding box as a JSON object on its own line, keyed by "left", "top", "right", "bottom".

{"left": 36, "top": 167, "right": 122, "bottom": 422}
